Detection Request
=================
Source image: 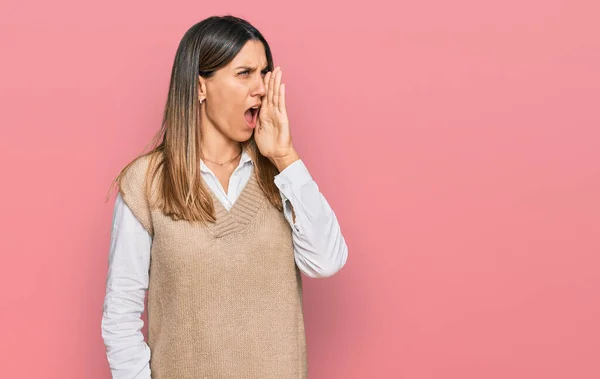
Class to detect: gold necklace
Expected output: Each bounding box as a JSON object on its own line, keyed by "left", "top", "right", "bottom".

{"left": 200, "top": 148, "right": 242, "bottom": 166}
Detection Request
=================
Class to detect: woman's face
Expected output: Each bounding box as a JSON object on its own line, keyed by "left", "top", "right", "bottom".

{"left": 198, "top": 40, "right": 269, "bottom": 143}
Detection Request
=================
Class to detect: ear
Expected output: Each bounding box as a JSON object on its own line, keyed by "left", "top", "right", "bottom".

{"left": 198, "top": 75, "right": 207, "bottom": 103}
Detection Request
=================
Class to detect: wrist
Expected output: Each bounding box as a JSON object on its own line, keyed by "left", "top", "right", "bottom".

{"left": 270, "top": 149, "right": 300, "bottom": 172}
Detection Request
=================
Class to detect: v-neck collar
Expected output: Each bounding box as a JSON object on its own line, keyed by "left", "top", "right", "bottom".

{"left": 203, "top": 168, "right": 266, "bottom": 238}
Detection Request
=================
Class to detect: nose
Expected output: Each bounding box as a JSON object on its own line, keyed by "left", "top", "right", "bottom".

{"left": 253, "top": 73, "right": 267, "bottom": 98}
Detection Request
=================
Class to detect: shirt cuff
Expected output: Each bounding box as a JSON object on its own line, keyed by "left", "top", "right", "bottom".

{"left": 274, "top": 159, "right": 312, "bottom": 200}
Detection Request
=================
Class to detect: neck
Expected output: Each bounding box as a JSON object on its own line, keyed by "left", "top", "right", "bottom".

{"left": 199, "top": 126, "right": 242, "bottom": 163}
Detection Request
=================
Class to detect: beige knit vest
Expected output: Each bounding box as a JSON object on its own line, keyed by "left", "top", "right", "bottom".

{"left": 118, "top": 154, "right": 307, "bottom": 379}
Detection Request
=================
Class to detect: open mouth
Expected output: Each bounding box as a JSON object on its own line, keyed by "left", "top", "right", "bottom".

{"left": 244, "top": 106, "right": 259, "bottom": 126}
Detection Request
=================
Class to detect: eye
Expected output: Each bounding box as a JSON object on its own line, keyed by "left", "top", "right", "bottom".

{"left": 239, "top": 70, "right": 250, "bottom": 76}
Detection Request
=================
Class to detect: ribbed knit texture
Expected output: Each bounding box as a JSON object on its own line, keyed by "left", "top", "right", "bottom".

{"left": 118, "top": 155, "right": 307, "bottom": 379}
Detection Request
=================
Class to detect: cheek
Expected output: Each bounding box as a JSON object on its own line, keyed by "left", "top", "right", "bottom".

{"left": 207, "top": 90, "right": 230, "bottom": 118}
{"left": 206, "top": 80, "right": 248, "bottom": 126}
{"left": 206, "top": 95, "right": 241, "bottom": 131}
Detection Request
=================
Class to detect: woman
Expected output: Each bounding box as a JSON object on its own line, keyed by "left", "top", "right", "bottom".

{"left": 101, "top": 15, "right": 348, "bottom": 379}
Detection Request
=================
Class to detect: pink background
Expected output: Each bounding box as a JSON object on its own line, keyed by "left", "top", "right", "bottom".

{"left": 1, "top": 0, "right": 599, "bottom": 378}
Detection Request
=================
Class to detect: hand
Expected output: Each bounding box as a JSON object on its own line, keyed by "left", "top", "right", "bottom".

{"left": 254, "top": 67, "right": 298, "bottom": 170}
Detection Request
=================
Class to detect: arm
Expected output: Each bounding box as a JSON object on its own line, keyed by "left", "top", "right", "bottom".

{"left": 101, "top": 193, "right": 152, "bottom": 379}
{"left": 274, "top": 159, "right": 348, "bottom": 278}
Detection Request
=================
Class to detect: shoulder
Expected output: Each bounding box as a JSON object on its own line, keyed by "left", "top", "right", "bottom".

{"left": 119, "top": 151, "right": 162, "bottom": 196}
{"left": 117, "top": 151, "right": 162, "bottom": 235}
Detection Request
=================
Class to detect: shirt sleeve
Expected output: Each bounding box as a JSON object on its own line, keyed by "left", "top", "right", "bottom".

{"left": 274, "top": 159, "right": 348, "bottom": 278}
{"left": 101, "top": 193, "right": 152, "bottom": 379}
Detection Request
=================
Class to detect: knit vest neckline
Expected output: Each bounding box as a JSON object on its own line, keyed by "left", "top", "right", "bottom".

{"left": 203, "top": 172, "right": 266, "bottom": 238}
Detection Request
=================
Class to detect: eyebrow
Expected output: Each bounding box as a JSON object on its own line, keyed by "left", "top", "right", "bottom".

{"left": 234, "top": 65, "right": 269, "bottom": 71}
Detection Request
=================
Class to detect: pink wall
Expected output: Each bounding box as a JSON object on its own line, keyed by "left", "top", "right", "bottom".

{"left": 1, "top": 0, "right": 599, "bottom": 378}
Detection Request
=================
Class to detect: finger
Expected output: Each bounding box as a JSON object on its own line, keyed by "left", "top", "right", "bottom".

{"left": 263, "top": 71, "right": 271, "bottom": 103}
{"left": 279, "top": 83, "right": 286, "bottom": 114}
{"left": 268, "top": 67, "right": 279, "bottom": 105}
{"left": 273, "top": 69, "right": 282, "bottom": 110}
{"left": 265, "top": 70, "right": 272, "bottom": 105}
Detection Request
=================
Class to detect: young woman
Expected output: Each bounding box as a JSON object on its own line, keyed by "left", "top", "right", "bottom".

{"left": 101, "top": 15, "right": 348, "bottom": 379}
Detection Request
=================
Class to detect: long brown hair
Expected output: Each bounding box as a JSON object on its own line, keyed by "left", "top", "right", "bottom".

{"left": 107, "top": 15, "right": 282, "bottom": 224}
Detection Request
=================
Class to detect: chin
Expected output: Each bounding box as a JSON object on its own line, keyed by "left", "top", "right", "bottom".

{"left": 229, "top": 129, "right": 253, "bottom": 143}
{"left": 240, "top": 127, "right": 256, "bottom": 140}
